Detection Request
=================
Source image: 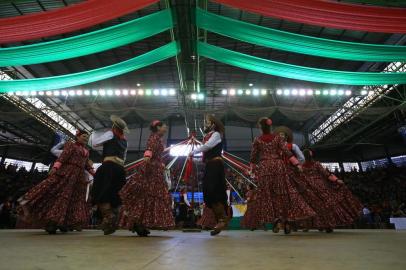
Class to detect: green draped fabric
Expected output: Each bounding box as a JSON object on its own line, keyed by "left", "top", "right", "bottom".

{"left": 0, "top": 42, "right": 179, "bottom": 92}
{"left": 342, "top": 0, "right": 406, "bottom": 7}
{"left": 196, "top": 8, "right": 406, "bottom": 62}
{"left": 0, "top": 9, "right": 173, "bottom": 67}
{"left": 197, "top": 42, "right": 406, "bottom": 85}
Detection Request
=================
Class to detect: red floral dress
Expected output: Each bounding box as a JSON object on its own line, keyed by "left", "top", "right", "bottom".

{"left": 249, "top": 134, "right": 315, "bottom": 226}
{"left": 197, "top": 205, "right": 216, "bottom": 229}
{"left": 302, "top": 161, "right": 362, "bottom": 228}
{"left": 119, "top": 133, "right": 175, "bottom": 229}
{"left": 20, "top": 141, "right": 91, "bottom": 227}
{"left": 241, "top": 189, "right": 258, "bottom": 229}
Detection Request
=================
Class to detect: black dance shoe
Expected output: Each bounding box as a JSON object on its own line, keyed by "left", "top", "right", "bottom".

{"left": 210, "top": 220, "right": 227, "bottom": 236}
{"left": 45, "top": 222, "right": 57, "bottom": 235}
{"left": 284, "top": 222, "right": 291, "bottom": 235}
{"left": 132, "top": 224, "right": 149, "bottom": 237}
{"left": 103, "top": 226, "right": 116, "bottom": 235}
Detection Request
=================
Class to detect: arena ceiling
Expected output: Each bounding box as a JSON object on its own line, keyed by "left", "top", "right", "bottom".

{"left": 0, "top": 0, "right": 405, "bottom": 162}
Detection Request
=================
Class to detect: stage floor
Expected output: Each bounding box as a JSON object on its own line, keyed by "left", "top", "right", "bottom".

{"left": 0, "top": 229, "right": 405, "bottom": 270}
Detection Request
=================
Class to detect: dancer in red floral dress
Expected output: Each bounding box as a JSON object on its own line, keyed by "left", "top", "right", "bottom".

{"left": 19, "top": 130, "right": 93, "bottom": 234}
{"left": 249, "top": 118, "right": 315, "bottom": 234}
{"left": 197, "top": 203, "right": 216, "bottom": 230}
{"left": 274, "top": 126, "right": 305, "bottom": 164}
{"left": 302, "top": 149, "right": 362, "bottom": 232}
{"left": 240, "top": 184, "right": 258, "bottom": 230}
{"left": 274, "top": 126, "right": 313, "bottom": 232}
{"left": 119, "top": 120, "right": 175, "bottom": 236}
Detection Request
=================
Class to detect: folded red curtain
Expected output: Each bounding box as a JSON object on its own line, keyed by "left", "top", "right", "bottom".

{"left": 0, "top": 0, "right": 159, "bottom": 44}
{"left": 213, "top": 0, "right": 406, "bottom": 33}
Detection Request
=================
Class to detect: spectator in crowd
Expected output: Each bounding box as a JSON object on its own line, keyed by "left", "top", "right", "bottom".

{"left": 0, "top": 164, "right": 48, "bottom": 229}
{"left": 362, "top": 205, "right": 373, "bottom": 224}
{"left": 391, "top": 205, "right": 406, "bottom": 217}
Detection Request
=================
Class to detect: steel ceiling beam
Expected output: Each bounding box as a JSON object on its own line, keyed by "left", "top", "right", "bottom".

{"left": 308, "top": 34, "right": 406, "bottom": 144}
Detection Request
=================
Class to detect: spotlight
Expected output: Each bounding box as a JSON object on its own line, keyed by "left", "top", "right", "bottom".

{"left": 253, "top": 89, "right": 259, "bottom": 96}
{"left": 146, "top": 89, "right": 152, "bottom": 96}
{"left": 261, "top": 89, "right": 267, "bottom": 96}
{"left": 122, "top": 89, "right": 129, "bottom": 96}
{"left": 315, "top": 90, "right": 321, "bottom": 95}
{"left": 337, "top": 90, "right": 344, "bottom": 96}
{"left": 198, "top": 93, "right": 204, "bottom": 100}
{"left": 169, "top": 89, "right": 176, "bottom": 96}
{"left": 136, "top": 83, "right": 141, "bottom": 87}
{"left": 237, "top": 89, "right": 243, "bottom": 95}
{"left": 299, "top": 89, "right": 306, "bottom": 96}
{"left": 245, "top": 89, "right": 251, "bottom": 95}
{"left": 161, "top": 89, "right": 168, "bottom": 96}
{"left": 129, "top": 89, "right": 136, "bottom": 96}
{"left": 99, "top": 89, "right": 106, "bottom": 96}
{"left": 221, "top": 89, "right": 228, "bottom": 95}
{"left": 69, "top": 90, "right": 76, "bottom": 96}
{"left": 61, "top": 90, "right": 68, "bottom": 96}
{"left": 76, "top": 90, "right": 83, "bottom": 96}
{"left": 276, "top": 89, "right": 283, "bottom": 95}
{"left": 107, "top": 90, "right": 113, "bottom": 96}
{"left": 92, "top": 90, "right": 98, "bottom": 96}
{"left": 284, "top": 89, "right": 290, "bottom": 96}
{"left": 249, "top": 83, "right": 253, "bottom": 87}
{"left": 54, "top": 90, "right": 60, "bottom": 96}
{"left": 323, "top": 90, "right": 329, "bottom": 96}
{"left": 138, "top": 89, "right": 144, "bottom": 96}
{"left": 153, "top": 89, "right": 160, "bottom": 96}
{"left": 229, "top": 89, "right": 236, "bottom": 96}
{"left": 292, "top": 89, "right": 298, "bottom": 96}
{"left": 330, "top": 89, "right": 337, "bottom": 96}
{"left": 115, "top": 90, "right": 121, "bottom": 96}
{"left": 84, "top": 90, "right": 90, "bottom": 96}
{"left": 345, "top": 90, "right": 352, "bottom": 96}
{"left": 191, "top": 93, "right": 197, "bottom": 100}
{"left": 30, "top": 91, "right": 37, "bottom": 96}
{"left": 307, "top": 89, "right": 313, "bottom": 96}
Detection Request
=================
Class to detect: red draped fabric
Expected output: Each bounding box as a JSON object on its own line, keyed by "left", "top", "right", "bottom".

{"left": 183, "top": 157, "right": 194, "bottom": 183}
{"left": 0, "top": 0, "right": 159, "bottom": 44}
{"left": 276, "top": 0, "right": 406, "bottom": 18}
{"left": 213, "top": 0, "right": 406, "bottom": 33}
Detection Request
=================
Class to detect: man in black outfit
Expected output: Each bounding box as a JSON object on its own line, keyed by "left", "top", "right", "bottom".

{"left": 90, "top": 115, "right": 128, "bottom": 235}
{"left": 190, "top": 115, "right": 228, "bottom": 236}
